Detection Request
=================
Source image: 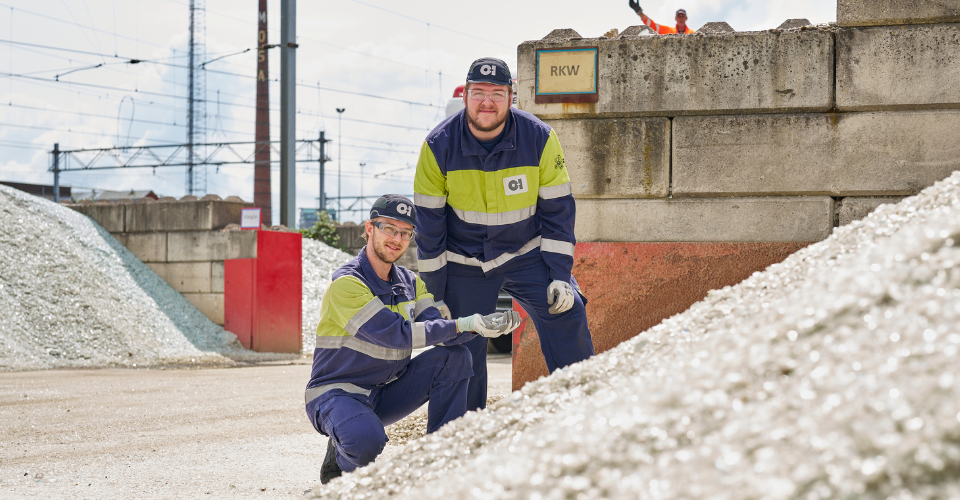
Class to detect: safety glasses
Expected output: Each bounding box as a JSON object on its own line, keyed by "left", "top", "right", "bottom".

{"left": 467, "top": 90, "right": 509, "bottom": 103}
{"left": 373, "top": 221, "right": 415, "bottom": 241}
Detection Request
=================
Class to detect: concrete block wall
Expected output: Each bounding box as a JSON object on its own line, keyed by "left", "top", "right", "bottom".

{"left": 511, "top": 4, "right": 960, "bottom": 389}
{"left": 68, "top": 196, "right": 256, "bottom": 325}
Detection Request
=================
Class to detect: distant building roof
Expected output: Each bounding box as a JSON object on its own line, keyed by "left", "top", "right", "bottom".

{"left": 83, "top": 189, "right": 160, "bottom": 201}
{"left": 0, "top": 181, "right": 72, "bottom": 202}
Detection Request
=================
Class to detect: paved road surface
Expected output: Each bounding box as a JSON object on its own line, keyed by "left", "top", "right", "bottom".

{"left": 0, "top": 354, "right": 512, "bottom": 499}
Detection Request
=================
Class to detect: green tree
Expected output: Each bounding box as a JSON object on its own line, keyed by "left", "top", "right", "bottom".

{"left": 299, "top": 211, "right": 342, "bottom": 250}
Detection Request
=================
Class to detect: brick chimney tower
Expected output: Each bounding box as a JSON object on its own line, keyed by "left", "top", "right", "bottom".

{"left": 254, "top": 0, "right": 271, "bottom": 225}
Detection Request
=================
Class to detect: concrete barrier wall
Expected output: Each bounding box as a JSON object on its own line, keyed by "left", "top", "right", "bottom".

{"left": 512, "top": 4, "right": 960, "bottom": 389}
{"left": 837, "top": 24, "right": 960, "bottom": 110}
{"left": 673, "top": 111, "right": 960, "bottom": 196}
{"left": 69, "top": 197, "right": 256, "bottom": 325}
{"left": 837, "top": 0, "right": 960, "bottom": 27}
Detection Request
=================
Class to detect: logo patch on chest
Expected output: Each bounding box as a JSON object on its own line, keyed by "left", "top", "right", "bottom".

{"left": 403, "top": 302, "right": 416, "bottom": 320}
{"left": 503, "top": 174, "right": 529, "bottom": 196}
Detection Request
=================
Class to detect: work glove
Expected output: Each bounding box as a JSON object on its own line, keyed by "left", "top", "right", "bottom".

{"left": 628, "top": 0, "right": 643, "bottom": 14}
{"left": 435, "top": 300, "right": 452, "bottom": 320}
{"left": 547, "top": 280, "right": 575, "bottom": 314}
{"left": 456, "top": 311, "right": 522, "bottom": 338}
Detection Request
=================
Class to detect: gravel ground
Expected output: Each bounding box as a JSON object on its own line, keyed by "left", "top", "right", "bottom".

{"left": 300, "top": 239, "right": 354, "bottom": 354}
{"left": 0, "top": 354, "right": 512, "bottom": 499}
{"left": 311, "top": 171, "right": 960, "bottom": 499}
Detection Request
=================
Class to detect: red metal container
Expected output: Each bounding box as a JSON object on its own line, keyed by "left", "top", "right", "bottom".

{"left": 224, "top": 230, "right": 302, "bottom": 353}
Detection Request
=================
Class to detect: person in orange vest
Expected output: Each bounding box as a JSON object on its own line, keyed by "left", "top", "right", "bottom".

{"left": 629, "top": 0, "right": 695, "bottom": 34}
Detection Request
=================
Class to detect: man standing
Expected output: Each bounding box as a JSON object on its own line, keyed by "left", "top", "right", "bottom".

{"left": 305, "top": 194, "right": 522, "bottom": 484}
{"left": 629, "top": 0, "right": 695, "bottom": 34}
{"left": 414, "top": 58, "right": 595, "bottom": 412}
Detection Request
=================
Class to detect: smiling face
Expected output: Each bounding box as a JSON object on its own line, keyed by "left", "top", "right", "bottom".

{"left": 366, "top": 217, "right": 412, "bottom": 265}
{"left": 463, "top": 82, "right": 512, "bottom": 138}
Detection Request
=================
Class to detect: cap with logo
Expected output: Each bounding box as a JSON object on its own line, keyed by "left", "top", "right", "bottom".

{"left": 466, "top": 57, "right": 513, "bottom": 88}
{"left": 676, "top": 8, "right": 687, "bottom": 15}
{"left": 370, "top": 194, "right": 416, "bottom": 228}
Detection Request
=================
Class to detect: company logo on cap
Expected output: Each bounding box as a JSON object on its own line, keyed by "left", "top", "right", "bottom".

{"left": 468, "top": 57, "right": 512, "bottom": 86}
{"left": 370, "top": 194, "right": 416, "bottom": 227}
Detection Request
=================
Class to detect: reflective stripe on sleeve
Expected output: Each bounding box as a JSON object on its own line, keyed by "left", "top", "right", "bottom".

{"left": 344, "top": 297, "right": 385, "bottom": 335}
{"left": 412, "top": 322, "right": 427, "bottom": 349}
{"left": 305, "top": 382, "right": 371, "bottom": 405}
{"left": 446, "top": 236, "right": 542, "bottom": 273}
{"left": 451, "top": 205, "right": 537, "bottom": 226}
{"left": 315, "top": 335, "right": 413, "bottom": 361}
{"left": 541, "top": 238, "right": 576, "bottom": 257}
{"left": 418, "top": 253, "right": 448, "bottom": 273}
{"left": 538, "top": 182, "right": 572, "bottom": 199}
{"left": 412, "top": 297, "right": 435, "bottom": 319}
{"left": 414, "top": 193, "right": 447, "bottom": 209}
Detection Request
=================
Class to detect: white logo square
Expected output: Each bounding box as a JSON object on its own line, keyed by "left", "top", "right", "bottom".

{"left": 404, "top": 302, "right": 416, "bottom": 320}
{"left": 503, "top": 174, "right": 528, "bottom": 196}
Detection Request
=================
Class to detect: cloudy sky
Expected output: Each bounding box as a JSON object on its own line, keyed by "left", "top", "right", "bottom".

{"left": 0, "top": 0, "right": 836, "bottom": 224}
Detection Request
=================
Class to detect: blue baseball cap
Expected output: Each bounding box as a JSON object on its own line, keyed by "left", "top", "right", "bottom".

{"left": 466, "top": 57, "right": 513, "bottom": 87}
{"left": 369, "top": 194, "right": 416, "bottom": 228}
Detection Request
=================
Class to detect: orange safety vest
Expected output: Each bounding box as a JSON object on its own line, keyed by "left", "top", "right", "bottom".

{"left": 644, "top": 18, "right": 695, "bottom": 34}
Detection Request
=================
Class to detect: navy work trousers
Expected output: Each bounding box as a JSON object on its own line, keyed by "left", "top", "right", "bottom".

{"left": 443, "top": 256, "right": 594, "bottom": 411}
{"left": 305, "top": 345, "right": 472, "bottom": 473}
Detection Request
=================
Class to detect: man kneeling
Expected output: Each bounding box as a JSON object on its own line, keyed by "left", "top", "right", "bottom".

{"left": 304, "top": 194, "right": 522, "bottom": 484}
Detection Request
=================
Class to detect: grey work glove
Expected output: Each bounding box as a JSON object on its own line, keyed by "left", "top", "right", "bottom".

{"left": 628, "top": 0, "right": 642, "bottom": 14}
{"left": 456, "top": 311, "right": 522, "bottom": 338}
{"left": 435, "top": 300, "right": 452, "bottom": 320}
{"left": 547, "top": 280, "right": 575, "bottom": 314}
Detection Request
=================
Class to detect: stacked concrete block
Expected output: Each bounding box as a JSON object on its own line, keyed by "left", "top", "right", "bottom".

{"left": 575, "top": 197, "right": 834, "bottom": 242}
{"left": 68, "top": 197, "right": 255, "bottom": 325}
{"left": 517, "top": 29, "right": 835, "bottom": 119}
{"left": 838, "top": 197, "right": 904, "bottom": 226}
{"left": 837, "top": 0, "right": 960, "bottom": 27}
{"left": 546, "top": 118, "right": 670, "bottom": 198}
{"left": 672, "top": 111, "right": 960, "bottom": 196}
{"left": 512, "top": 3, "right": 960, "bottom": 389}
{"left": 837, "top": 24, "right": 960, "bottom": 110}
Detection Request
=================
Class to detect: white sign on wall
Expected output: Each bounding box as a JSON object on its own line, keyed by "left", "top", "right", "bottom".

{"left": 241, "top": 208, "right": 262, "bottom": 230}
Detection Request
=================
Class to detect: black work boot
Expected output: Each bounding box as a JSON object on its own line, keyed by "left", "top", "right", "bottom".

{"left": 320, "top": 438, "right": 342, "bottom": 484}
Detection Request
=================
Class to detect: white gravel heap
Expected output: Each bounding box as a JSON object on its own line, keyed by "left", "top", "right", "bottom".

{"left": 0, "top": 185, "right": 293, "bottom": 371}
{"left": 318, "top": 171, "right": 960, "bottom": 499}
{"left": 301, "top": 238, "right": 354, "bottom": 353}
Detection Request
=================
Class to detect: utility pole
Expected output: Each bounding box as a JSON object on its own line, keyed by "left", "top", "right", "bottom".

{"left": 359, "top": 162, "right": 366, "bottom": 213}
{"left": 254, "top": 0, "right": 272, "bottom": 225}
{"left": 187, "top": 0, "right": 196, "bottom": 195}
{"left": 318, "top": 131, "right": 330, "bottom": 211}
{"left": 51, "top": 143, "right": 60, "bottom": 203}
{"left": 336, "top": 108, "right": 345, "bottom": 215}
{"left": 187, "top": 0, "right": 206, "bottom": 196}
{"left": 279, "top": 0, "right": 297, "bottom": 227}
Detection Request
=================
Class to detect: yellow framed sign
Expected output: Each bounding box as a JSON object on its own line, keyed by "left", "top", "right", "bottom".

{"left": 535, "top": 47, "right": 599, "bottom": 104}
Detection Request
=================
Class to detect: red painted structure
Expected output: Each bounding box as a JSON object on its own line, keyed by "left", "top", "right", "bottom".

{"left": 512, "top": 241, "right": 811, "bottom": 390}
{"left": 224, "top": 230, "right": 303, "bottom": 353}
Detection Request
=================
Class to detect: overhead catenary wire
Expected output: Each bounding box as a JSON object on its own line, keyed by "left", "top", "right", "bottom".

{"left": 349, "top": 0, "right": 510, "bottom": 48}
{"left": 0, "top": 2, "right": 169, "bottom": 51}
{"left": 153, "top": 0, "right": 459, "bottom": 79}
{"left": 3, "top": 39, "right": 446, "bottom": 111}
{"left": 2, "top": 2, "right": 444, "bottom": 198}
